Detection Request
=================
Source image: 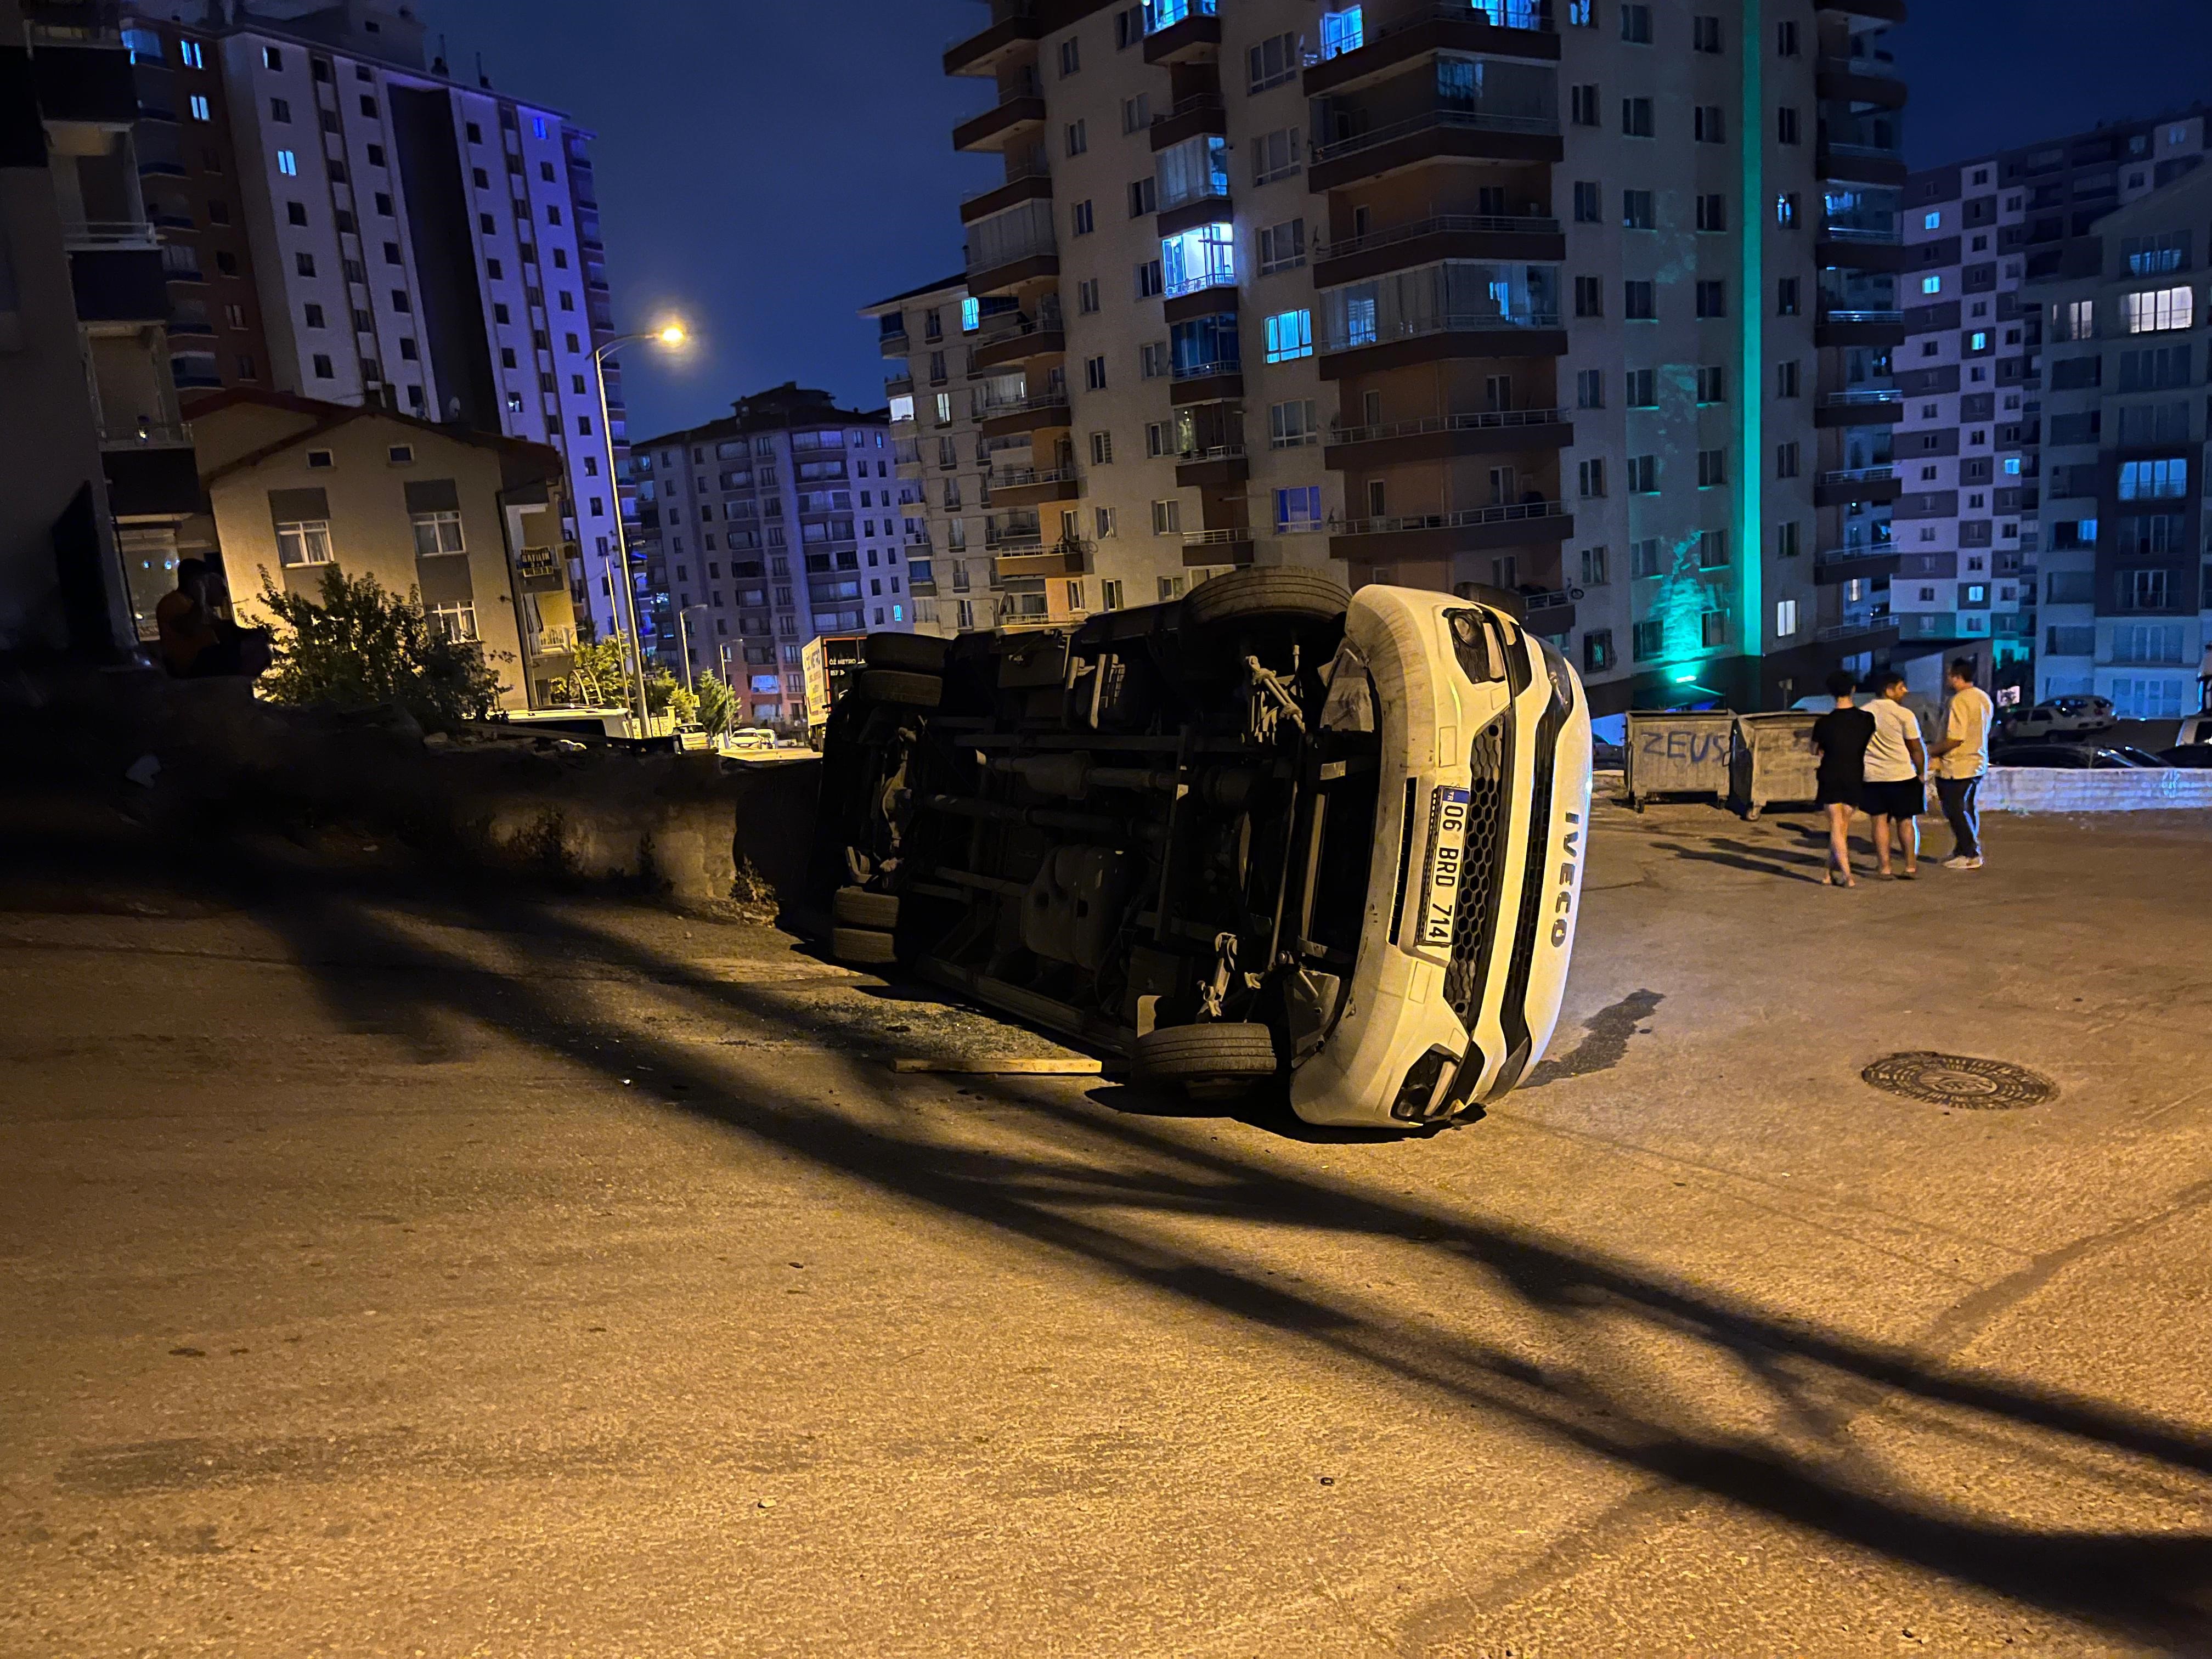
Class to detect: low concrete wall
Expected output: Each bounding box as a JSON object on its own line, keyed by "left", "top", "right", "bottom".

{"left": 12, "top": 667, "right": 821, "bottom": 905}
{"left": 1982, "top": 767, "right": 2212, "bottom": 813}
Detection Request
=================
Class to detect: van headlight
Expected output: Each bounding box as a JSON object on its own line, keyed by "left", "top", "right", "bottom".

{"left": 1537, "top": 638, "right": 1576, "bottom": 714}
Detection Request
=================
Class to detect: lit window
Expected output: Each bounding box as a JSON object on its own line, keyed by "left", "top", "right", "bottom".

{"left": 961, "top": 296, "right": 980, "bottom": 332}
{"left": 2125, "top": 285, "right": 2193, "bottom": 332}
{"left": 1160, "top": 222, "right": 1235, "bottom": 297}
{"left": 410, "top": 509, "right": 465, "bottom": 557}
{"left": 1970, "top": 331, "right": 1987, "bottom": 350}
{"left": 276, "top": 148, "right": 297, "bottom": 175}
{"left": 1775, "top": 598, "right": 1797, "bottom": 637}
{"left": 275, "top": 519, "right": 333, "bottom": 566}
{"left": 1921, "top": 274, "right": 1941, "bottom": 295}
{"left": 1263, "top": 308, "right": 1312, "bottom": 362}
{"left": 188, "top": 93, "right": 211, "bottom": 121}
{"left": 1923, "top": 211, "right": 1941, "bottom": 230}
{"left": 2119, "top": 458, "right": 2187, "bottom": 499}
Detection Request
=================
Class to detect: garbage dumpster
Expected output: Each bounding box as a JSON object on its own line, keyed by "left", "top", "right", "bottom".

{"left": 1732, "top": 711, "right": 1820, "bottom": 820}
{"left": 1623, "top": 710, "right": 1736, "bottom": 811}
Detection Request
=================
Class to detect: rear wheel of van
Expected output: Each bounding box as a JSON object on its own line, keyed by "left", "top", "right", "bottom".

{"left": 854, "top": 668, "right": 942, "bottom": 709}
{"left": 1181, "top": 569, "right": 1348, "bottom": 633}
{"left": 833, "top": 887, "right": 901, "bottom": 929}
{"left": 831, "top": 926, "right": 898, "bottom": 967}
{"left": 1132, "top": 1022, "right": 1280, "bottom": 1094}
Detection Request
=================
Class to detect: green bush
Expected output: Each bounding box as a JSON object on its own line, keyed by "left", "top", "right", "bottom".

{"left": 258, "top": 567, "right": 505, "bottom": 728}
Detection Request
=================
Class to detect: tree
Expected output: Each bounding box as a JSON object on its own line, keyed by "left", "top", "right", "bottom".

{"left": 557, "top": 637, "right": 627, "bottom": 707}
{"left": 257, "top": 567, "right": 504, "bottom": 727}
{"left": 695, "top": 674, "right": 735, "bottom": 740}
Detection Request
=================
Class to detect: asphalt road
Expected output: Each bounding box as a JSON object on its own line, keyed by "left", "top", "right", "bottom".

{"left": 3, "top": 785, "right": 2209, "bottom": 1657}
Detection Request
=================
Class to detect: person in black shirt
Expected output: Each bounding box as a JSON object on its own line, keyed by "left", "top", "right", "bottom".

{"left": 1810, "top": 669, "right": 1876, "bottom": 888}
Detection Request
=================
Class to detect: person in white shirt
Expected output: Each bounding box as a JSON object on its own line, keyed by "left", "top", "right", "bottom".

{"left": 1861, "top": 670, "right": 1927, "bottom": 879}
{"left": 1928, "top": 657, "right": 1994, "bottom": 870}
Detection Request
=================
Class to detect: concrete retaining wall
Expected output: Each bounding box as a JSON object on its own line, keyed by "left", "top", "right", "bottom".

{"left": 1982, "top": 767, "right": 2212, "bottom": 813}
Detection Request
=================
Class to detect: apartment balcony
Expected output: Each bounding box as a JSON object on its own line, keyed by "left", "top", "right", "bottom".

{"left": 1818, "top": 616, "right": 1900, "bottom": 645}
{"left": 988, "top": 463, "right": 1081, "bottom": 506}
{"left": 516, "top": 545, "right": 568, "bottom": 593}
{"left": 978, "top": 388, "right": 1072, "bottom": 438}
{"left": 1813, "top": 464, "right": 1900, "bottom": 506}
{"left": 1816, "top": 54, "right": 1907, "bottom": 110}
{"left": 99, "top": 444, "right": 201, "bottom": 517}
{"left": 969, "top": 313, "right": 1065, "bottom": 373}
{"left": 960, "top": 162, "right": 1053, "bottom": 224}
{"left": 97, "top": 416, "right": 192, "bottom": 450}
{"left": 1816, "top": 140, "right": 1907, "bottom": 189}
{"left": 1314, "top": 213, "right": 1564, "bottom": 285}
{"left": 1814, "top": 307, "right": 1905, "bottom": 349}
{"left": 1150, "top": 93, "right": 1227, "bottom": 154}
{"left": 884, "top": 374, "right": 915, "bottom": 397}
{"left": 953, "top": 93, "right": 1046, "bottom": 155}
{"left": 1181, "top": 527, "right": 1259, "bottom": 568}
{"left": 966, "top": 234, "right": 1059, "bottom": 296}
{"left": 1324, "top": 405, "right": 1572, "bottom": 467}
{"left": 1142, "top": 444, "right": 1242, "bottom": 495}
{"left": 30, "top": 41, "right": 139, "bottom": 125}
{"left": 1814, "top": 388, "right": 1905, "bottom": 427}
{"left": 60, "top": 216, "right": 158, "bottom": 250}
{"left": 1309, "top": 108, "right": 1562, "bottom": 193}
{"left": 1816, "top": 0, "right": 1909, "bottom": 25}
{"left": 1142, "top": 0, "right": 1220, "bottom": 66}
{"left": 879, "top": 326, "right": 910, "bottom": 357}
{"left": 1815, "top": 224, "right": 1907, "bottom": 273}
{"left": 997, "top": 539, "right": 1093, "bottom": 579}
{"left": 1167, "top": 358, "right": 1243, "bottom": 403}
{"left": 943, "top": 1, "right": 1042, "bottom": 78}
{"left": 69, "top": 246, "right": 170, "bottom": 322}
{"left": 1304, "top": 2, "right": 1559, "bottom": 99}
{"left": 1814, "top": 545, "right": 1901, "bottom": 584}
{"left": 1318, "top": 311, "right": 1566, "bottom": 377}
{"left": 1521, "top": 588, "right": 1577, "bottom": 636}
{"left": 1329, "top": 499, "right": 1571, "bottom": 562}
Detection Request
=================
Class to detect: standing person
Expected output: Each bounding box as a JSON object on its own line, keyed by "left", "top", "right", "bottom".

{"left": 1809, "top": 669, "right": 1875, "bottom": 888}
{"left": 1863, "top": 670, "right": 1927, "bottom": 879}
{"left": 1928, "top": 657, "right": 1994, "bottom": 870}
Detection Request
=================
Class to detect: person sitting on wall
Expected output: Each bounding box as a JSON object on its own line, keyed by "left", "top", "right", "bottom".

{"left": 156, "top": 558, "right": 269, "bottom": 679}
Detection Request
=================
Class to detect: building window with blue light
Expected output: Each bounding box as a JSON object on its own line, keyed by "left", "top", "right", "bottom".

{"left": 1317, "top": 260, "right": 1558, "bottom": 352}
{"left": 1156, "top": 135, "right": 1229, "bottom": 211}
{"left": 276, "top": 148, "right": 297, "bottom": 175}
{"left": 1276, "top": 486, "right": 1322, "bottom": 532}
{"left": 1169, "top": 313, "right": 1239, "bottom": 380}
{"left": 1161, "top": 223, "right": 1235, "bottom": 297}
{"left": 1321, "top": 7, "right": 1364, "bottom": 58}
{"left": 961, "top": 296, "right": 980, "bottom": 332}
{"left": 1921, "top": 274, "right": 1941, "bottom": 295}
{"left": 1143, "top": 0, "right": 1215, "bottom": 33}
{"left": 1263, "top": 308, "right": 1312, "bottom": 362}
{"left": 1923, "top": 210, "right": 1941, "bottom": 230}
{"left": 2119, "top": 458, "right": 2187, "bottom": 499}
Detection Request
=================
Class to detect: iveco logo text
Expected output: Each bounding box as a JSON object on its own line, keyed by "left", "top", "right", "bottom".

{"left": 1550, "top": 812, "right": 1581, "bottom": 947}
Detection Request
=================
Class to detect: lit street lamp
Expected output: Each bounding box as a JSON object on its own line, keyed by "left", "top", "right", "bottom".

{"left": 591, "top": 320, "right": 691, "bottom": 731}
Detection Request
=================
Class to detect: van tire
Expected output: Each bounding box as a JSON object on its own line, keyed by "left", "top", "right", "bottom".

{"left": 1132, "top": 1021, "right": 1280, "bottom": 1086}
{"left": 832, "top": 926, "right": 899, "bottom": 967}
{"left": 864, "top": 633, "right": 952, "bottom": 674}
{"left": 854, "top": 669, "right": 942, "bottom": 709}
{"left": 1181, "top": 569, "right": 1348, "bottom": 632}
{"left": 833, "top": 887, "right": 901, "bottom": 929}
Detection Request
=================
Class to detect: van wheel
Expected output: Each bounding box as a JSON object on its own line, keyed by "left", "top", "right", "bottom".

{"left": 1181, "top": 569, "right": 1348, "bottom": 631}
{"left": 864, "top": 633, "right": 951, "bottom": 674}
{"left": 832, "top": 926, "right": 898, "bottom": 967}
{"left": 833, "top": 887, "right": 900, "bottom": 929}
{"left": 855, "top": 668, "right": 942, "bottom": 709}
{"left": 1132, "top": 1022, "right": 1279, "bottom": 1090}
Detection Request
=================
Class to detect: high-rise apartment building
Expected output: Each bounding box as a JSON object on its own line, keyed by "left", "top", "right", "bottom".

{"left": 112, "top": 0, "right": 629, "bottom": 657}
{"left": 629, "top": 385, "right": 918, "bottom": 727}
{"left": 934, "top": 0, "right": 1910, "bottom": 711}
{"left": 1896, "top": 108, "right": 2212, "bottom": 699}
{"left": 3, "top": 0, "right": 205, "bottom": 654}
{"left": 861, "top": 273, "right": 975, "bottom": 637}
{"left": 2033, "top": 159, "right": 2212, "bottom": 720}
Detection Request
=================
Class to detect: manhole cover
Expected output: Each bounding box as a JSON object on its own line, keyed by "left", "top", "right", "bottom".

{"left": 1861, "top": 1052, "right": 2057, "bottom": 1109}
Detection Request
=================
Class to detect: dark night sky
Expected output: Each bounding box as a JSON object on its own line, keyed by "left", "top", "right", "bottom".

{"left": 437, "top": 0, "right": 2212, "bottom": 443}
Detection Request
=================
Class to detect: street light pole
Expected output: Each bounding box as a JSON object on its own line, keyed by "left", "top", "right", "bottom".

{"left": 590, "top": 324, "right": 689, "bottom": 733}
{"left": 675, "top": 602, "right": 710, "bottom": 694}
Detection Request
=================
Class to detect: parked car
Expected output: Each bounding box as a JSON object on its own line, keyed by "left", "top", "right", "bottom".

{"left": 724, "top": 727, "right": 777, "bottom": 751}
{"left": 2177, "top": 712, "right": 2212, "bottom": 747}
{"left": 2157, "top": 744, "right": 2212, "bottom": 768}
{"left": 1989, "top": 742, "right": 2158, "bottom": 769}
{"left": 2001, "top": 696, "right": 2115, "bottom": 738}
{"left": 807, "top": 571, "right": 1594, "bottom": 1129}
